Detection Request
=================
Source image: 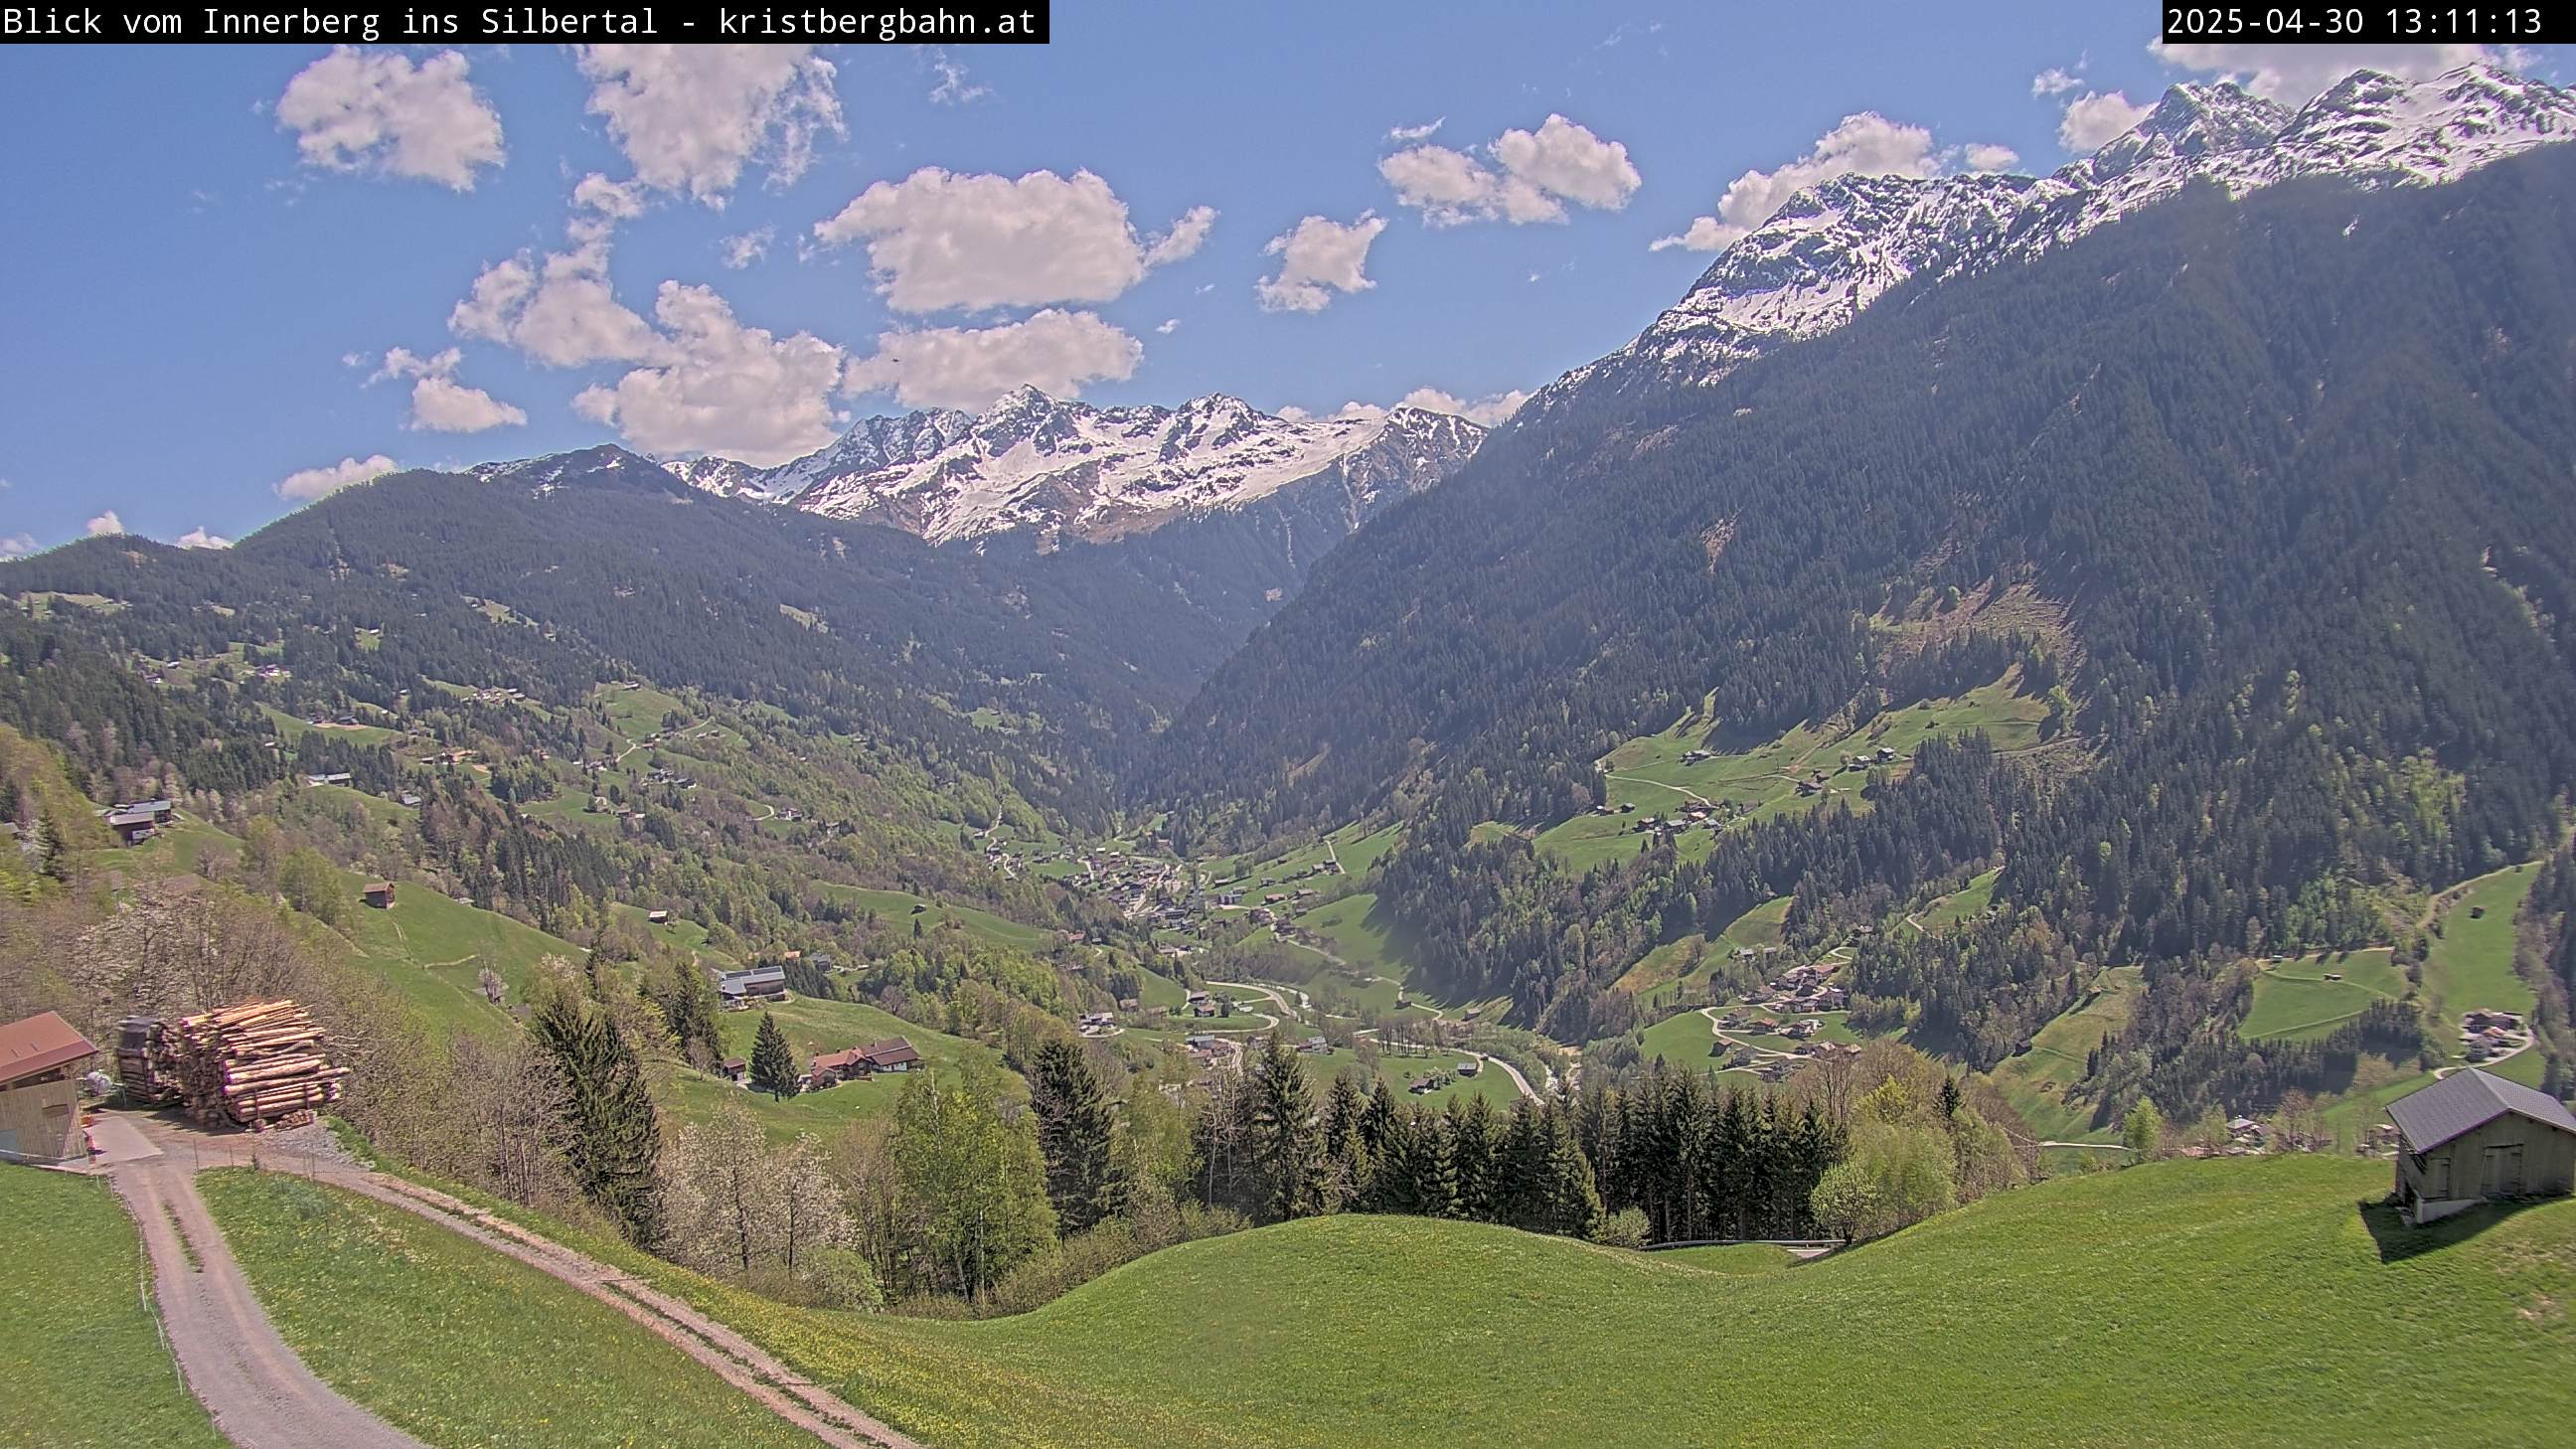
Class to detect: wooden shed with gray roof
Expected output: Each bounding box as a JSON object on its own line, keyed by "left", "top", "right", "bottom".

{"left": 2385, "top": 1068, "right": 2576, "bottom": 1225}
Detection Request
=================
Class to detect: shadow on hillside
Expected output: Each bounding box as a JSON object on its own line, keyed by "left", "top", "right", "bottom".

{"left": 2359, "top": 1196, "right": 2550, "bottom": 1262}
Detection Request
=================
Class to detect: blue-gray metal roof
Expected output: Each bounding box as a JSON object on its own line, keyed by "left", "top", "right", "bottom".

{"left": 2386, "top": 1068, "right": 2576, "bottom": 1151}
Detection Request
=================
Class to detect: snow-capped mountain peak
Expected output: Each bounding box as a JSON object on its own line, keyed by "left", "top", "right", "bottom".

{"left": 664, "top": 389, "right": 1488, "bottom": 546}
{"left": 1558, "top": 62, "right": 2576, "bottom": 402}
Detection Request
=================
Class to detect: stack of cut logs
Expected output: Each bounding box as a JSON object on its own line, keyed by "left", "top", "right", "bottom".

{"left": 115, "top": 1016, "right": 182, "bottom": 1105}
{"left": 153, "top": 999, "right": 345, "bottom": 1129}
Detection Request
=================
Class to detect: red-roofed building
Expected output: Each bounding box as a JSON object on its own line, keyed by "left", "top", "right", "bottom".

{"left": 0, "top": 1012, "right": 99, "bottom": 1164}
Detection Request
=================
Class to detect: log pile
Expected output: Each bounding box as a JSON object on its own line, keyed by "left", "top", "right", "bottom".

{"left": 152, "top": 999, "right": 346, "bottom": 1129}
{"left": 115, "top": 1016, "right": 183, "bottom": 1105}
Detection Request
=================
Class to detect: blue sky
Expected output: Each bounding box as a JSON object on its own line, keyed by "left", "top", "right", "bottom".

{"left": 2, "top": 14, "right": 2561, "bottom": 553}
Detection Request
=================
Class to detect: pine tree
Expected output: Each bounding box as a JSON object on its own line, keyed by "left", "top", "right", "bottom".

{"left": 1360, "top": 1080, "right": 1399, "bottom": 1156}
{"left": 1249, "top": 1035, "right": 1326, "bottom": 1222}
{"left": 1368, "top": 1110, "right": 1456, "bottom": 1217}
{"left": 1028, "top": 1037, "right": 1118, "bottom": 1234}
{"left": 1320, "top": 1073, "right": 1372, "bottom": 1209}
{"left": 1446, "top": 1095, "right": 1498, "bottom": 1221}
{"left": 1493, "top": 1099, "right": 1548, "bottom": 1229}
{"left": 533, "top": 989, "right": 665, "bottom": 1246}
{"left": 1534, "top": 1107, "right": 1603, "bottom": 1238}
{"left": 749, "top": 1012, "right": 797, "bottom": 1099}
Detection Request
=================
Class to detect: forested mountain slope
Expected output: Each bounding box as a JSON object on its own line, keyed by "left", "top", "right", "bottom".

{"left": 6, "top": 446, "right": 1255, "bottom": 820}
{"left": 1150, "top": 143, "right": 2576, "bottom": 1035}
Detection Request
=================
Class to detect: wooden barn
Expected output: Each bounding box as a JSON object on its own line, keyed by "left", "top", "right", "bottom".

{"left": 0, "top": 1012, "right": 99, "bottom": 1164}
{"left": 2386, "top": 1068, "right": 2576, "bottom": 1225}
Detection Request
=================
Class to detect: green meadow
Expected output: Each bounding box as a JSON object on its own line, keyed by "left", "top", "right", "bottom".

{"left": 1535, "top": 678, "right": 2049, "bottom": 872}
{"left": 2424, "top": 866, "right": 2540, "bottom": 1051}
{"left": 198, "top": 1171, "right": 817, "bottom": 1449}
{"left": 668, "top": 994, "right": 1018, "bottom": 1141}
{"left": 818, "top": 884, "right": 1056, "bottom": 954}
{"left": 2237, "top": 948, "right": 2404, "bottom": 1042}
{"left": 506, "top": 1154, "right": 2576, "bottom": 1449}
{"left": 0, "top": 1171, "right": 226, "bottom": 1449}
{"left": 1986, "top": 967, "right": 2141, "bottom": 1141}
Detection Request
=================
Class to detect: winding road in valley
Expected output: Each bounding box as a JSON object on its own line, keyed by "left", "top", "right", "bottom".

{"left": 1214, "top": 976, "right": 1542, "bottom": 1100}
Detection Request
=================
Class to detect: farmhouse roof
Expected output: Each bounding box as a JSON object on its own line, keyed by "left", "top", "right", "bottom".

{"left": 811, "top": 1046, "right": 869, "bottom": 1074}
{"left": 2387, "top": 1068, "right": 2576, "bottom": 1152}
{"left": 0, "top": 1012, "right": 98, "bottom": 1086}
{"left": 862, "top": 1038, "right": 920, "bottom": 1068}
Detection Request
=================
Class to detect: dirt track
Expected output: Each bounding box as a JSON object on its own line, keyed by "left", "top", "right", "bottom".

{"left": 112, "top": 1159, "right": 431, "bottom": 1449}
{"left": 108, "top": 1115, "right": 920, "bottom": 1449}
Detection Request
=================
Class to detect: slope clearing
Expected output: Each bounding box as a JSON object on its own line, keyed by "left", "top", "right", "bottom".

{"left": 504, "top": 1154, "right": 2572, "bottom": 1449}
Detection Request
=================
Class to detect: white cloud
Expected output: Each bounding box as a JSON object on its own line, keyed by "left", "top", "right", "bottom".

{"left": 450, "top": 243, "right": 662, "bottom": 369}
{"left": 2154, "top": 41, "right": 2497, "bottom": 103}
{"left": 375, "top": 348, "right": 525, "bottom": 437}
{"left": 275, "top": 47, "right": 504, "bottom": 189}
{"left": 174, "top": 526, "right": 232, "bottom": 550}
{"left": 0, "top": 533, "right": 35, "bottom": 558}
{"left": 1385, "top": 117, "right": 1444, "bottom": 142}
{"left": 1144, "top": 205, "right": 1218, "bottom": 267}
{"left": 1297, "top": 387, "right": 1529, "bottom": 427}
{"left": 2031, "top": 67, "right": 2085, "bottom": 97}
{"left": 576, "top": 45, "right": 844, "bottom": 205}
{"left": 1156, "top": 318, "right": 1179, "bottom": 334}
{"left": 84, "top": 510, "right": 124, "bottom": 537}
{"left": 411, "top": 375, "right": 527, "bottom": 433}
{"left": 927, "top": 50, "right": 990, "bottom": 105}
{"left": 1381, "top": 113, "right": 1641, "bottom": 226}
{"left": 1652, "top": 111, "right": 1945, "bottom": 251}
{"left": 1393, "top": 387, "right": 1529, "bottom": 425}
{"left": 1493, "top": 114, "right": 1644, "bottom": 211}
{"left": 571, "top": 172, "right": 648, "bottom": 222}
{"left": 720, "top": 226, "right": 774, "bottom": 268}
{"left": 1964, "top": 143, "right": 2020, "bottom": 173}
{"left": 1648, "top": 218, "right": 1736, "bottom": 253}
{"left": 275, "top": 455, "right": 398, "bottom": 502}
{"left": 1378, "top": 144, "right": 1502, "bottom": 225}
{"left": 843, "top": 309, "right": 1140, "bottom": 411}
{"left": 573, "top": 282, "right": 844, "bottom": 464}
{"left": 1255, "top": 214, "right": 1386, "bottom": 313}
{"left": 814, "top": 167, "right": 1214, "bottom": 313}
{"left": 2058, "top": 90, "right": 2155, "bottom": 151}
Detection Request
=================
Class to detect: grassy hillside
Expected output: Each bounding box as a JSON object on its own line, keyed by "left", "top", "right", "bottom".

{"left": 1535, "top": 678, "right": 2049, "bottom": 873}
{"left": 197, "top": 1170, "right": 819, "bottom": 1449}
{"left": 2238, "top": 949, "right": 2404, "bottom": 1043}
{"left": 509, "top": 1153, "right": 2572, "bottom": 1449}
{"left": 668, "top": 995, "right": 1019, "bottom": 1142}
{"left": 1987, "top": 966, "right": 2141, "bottom": 1140}
{"left": 0, "top": 1170, "right": 227, "bottom": 1449}
{"left": 2425, "top": 865, "right": 2541, "bottom": 1083}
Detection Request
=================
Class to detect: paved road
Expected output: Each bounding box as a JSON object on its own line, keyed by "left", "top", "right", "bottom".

{"left": 112, "top": 1156, "right": 432, "bottom": 1449}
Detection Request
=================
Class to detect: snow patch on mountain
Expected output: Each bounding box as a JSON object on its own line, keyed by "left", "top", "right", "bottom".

{"left": 1562, "top": 64, "right": 2576, "bottom": 398}
{"left": 665, "top": 387, "right": 1486, "bottom": 545}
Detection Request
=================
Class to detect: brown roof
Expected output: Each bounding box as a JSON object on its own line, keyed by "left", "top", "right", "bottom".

{"left": 811, "top": 1046, "right": 868, "bottom": 1073}
{"left": 863, "top": 1038, "right": 921, "bottom": 1067}
{"left": 0, "top": 1012, "right": 99, "bottom": 1086}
